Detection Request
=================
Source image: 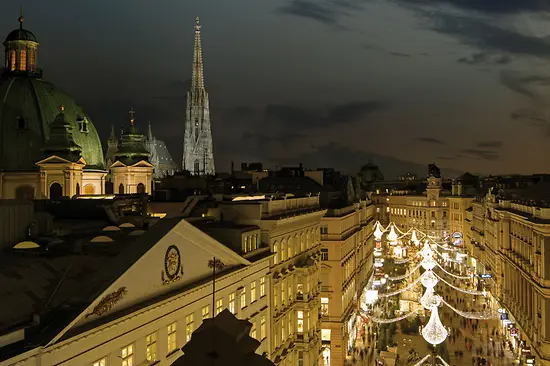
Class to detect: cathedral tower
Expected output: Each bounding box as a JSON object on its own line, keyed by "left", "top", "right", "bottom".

{"left": 182, "top": 17, "right": 215, "bottom": 176}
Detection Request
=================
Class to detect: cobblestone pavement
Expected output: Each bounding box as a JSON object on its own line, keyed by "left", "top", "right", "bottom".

{"left": 346, "top": 276, "right": 520, "bottom": 365}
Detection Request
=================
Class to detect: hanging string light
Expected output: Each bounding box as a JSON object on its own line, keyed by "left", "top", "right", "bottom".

{"left": 435, "top": 262, "right": 471, "bottom": 280}
{"left": 421, "top": 307, "right": 448, "bottom": 346}
{"left": 363, "top": 306, "right": 422, "bottom": 323}
{"left": 411, "top": 354, "right": 432, "bottom": 366}
{"left": 386, "top": 262, "right": 422, "bottom": 281}
{"left": 433, "top": 272, "right": 487, "bottom": 296}
{"left": 378, "top": 274, "right": 423, "bottom": 297}
{"left": 441, "top": 299, "right": 500, "bottom": 319}
{"left": 411, "top": 229, "right": 420, "bottom": 245}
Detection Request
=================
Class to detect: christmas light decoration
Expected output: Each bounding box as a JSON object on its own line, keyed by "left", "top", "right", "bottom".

{"left": 421, "top": 307, "right": 448, "bottom": 346}
{"left": 374, "top": 222, "right": 384, "bottom": 241}
{"left": 386, "top": 262, "right": 422, "bottom": 281}
{"left": 411, "top": 230, "right": 420, "bottom": 245}
{"left": 436, "top": 355, "right": 450, "bottom": 366}
{"left": 442, "top": 299, "right": 499, "bottom": 319}
{"left": 364, "top": 306, "right": 421, "bottom": 323}
{"left": 387, "top": 225, "right": 398, "bottom": 243}
{"left": 420, "top": 269, "right": 439, "bottom": 288}
{"left": 412, "top": 354, "right": 431, "bottom": 366}
{"left": 435, "top": 262, "right": 471, "bottom": 280}
{"left": 433, "top": 272, "right": 487, "bottom": 296}
{"left": 420, "top": 287, "right": 442, "bottom": 310}
{"left": 378, "top": 274, "right": 423, "bottom": 297}
{"left": 421, "top": 255, "right": 437, "bottom": 270}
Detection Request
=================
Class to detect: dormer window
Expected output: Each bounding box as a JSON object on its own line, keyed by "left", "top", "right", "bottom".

{"left": 16, "top": 117, "right": 27, "bottom": 130}
{"left": 78, "top": 116, "right": 89, "bottom": 133}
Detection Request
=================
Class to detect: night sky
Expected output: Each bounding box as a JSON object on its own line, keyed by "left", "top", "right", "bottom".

{"left": 3, "top": 0, "right": 550, "bottom": 178}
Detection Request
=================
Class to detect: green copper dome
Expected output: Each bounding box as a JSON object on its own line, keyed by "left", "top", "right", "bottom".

{"left": 4, "top": 17, "right": 38, "bottom": 43}
{"left": 114, "top": 122, "right": 150, "bottom": 166}
{"left": 0, "top": 76, "right": 105, "bottom": 170}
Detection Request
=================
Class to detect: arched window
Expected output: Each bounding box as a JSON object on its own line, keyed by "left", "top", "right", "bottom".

{"left": 15, "top": 185, "right": 34, "bottom": 200}
{"left": 19, "top": 49, "right": 26, "bottom": 71}
{"left": 9, "top": 50, "right": 15, "bottom": 71}
{"left": 273, "top": 242, "right": 279, "bottom": 265}
{"left": 300, "top": 233, "right": 304, "bottom": 252}
{"left": 118, "top": 184, "right": 125, "bottom": 194}
{"left": 281, "top": 240, "right": 286, "bottom": 262}
{"left": 49, "top": 183, "right": 62, "bottom": 200}
{"left": 84, "top": 184, "right": 95, "bottom": 195}
{"left": 287, "top": 237, "right": 292, "bottom": 259}
{"left": 137, "top": 183, "right": 146, "bottom": 194}
{"left": 75, "top": 183, "right": 80, "bottom": 196}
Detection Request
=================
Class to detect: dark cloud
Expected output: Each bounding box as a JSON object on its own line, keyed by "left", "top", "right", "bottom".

{"left": 461, "top": 149, "right": 500, "bottom": 161}
{"left": 264, "top": 101, "right": 386, "bottom": 127}
{"left": 264, "top": 142, "right": 463, "bottom": 178}
{"left": 389, "top": 52, "right": 412, "bottom": 57}
{"left": 416, "top": 137, "right": 446, "bottom": 145}
{"left": 436, "top": 156, "right": 455, "bottom": 160}
{"left": 394, "top": 0, "right": 550, "bottom": 14}
{"left": 476, "top": 141, "right": 502, "bottom": 148}
{"left": 224, "top": 106, "right": 255, "bottom": 118}
{"left": 510, "top": 109, "right": 550, "bottom": 136}
{"left": 457, "top": 52, "right": 511, "bottom": 65}
{"left": 277, "top": 0, "right": 364, "bottom": 28}
{"left": 327, "top": 101, "right": 386, "bottom": 123}
{"left": 242, "top": 132, "right": 306, "bottom": 147}
{"left": 499, "top": 71, "right": 550, "bottom": 99}
{"left": 417, "top": 12, "right": 550, "bottom": 59}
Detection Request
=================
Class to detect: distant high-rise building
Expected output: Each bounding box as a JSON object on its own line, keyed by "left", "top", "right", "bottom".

{"left": 182, "top": 17, "right": 215, "bottom": 176}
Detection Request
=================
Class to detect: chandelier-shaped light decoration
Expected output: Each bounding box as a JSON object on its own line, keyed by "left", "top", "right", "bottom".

{"left": 421, "top": 255, "right": 437, "bottom": 271}
{"left": 387, "top": 225, "right": 398, "bottom": 243}
{"left": 420, "top": 269, "right": 439, "bottom": 288}
{"left": 411, "top": 230, "right": 420, "bottom": 245}
{"left": 374, "top": 222, "right": 384, "bottom": 241}
{"left": 420, "top": 287, "right": 442, "bottom": 310}
{"left": 421, "top": 307, "right": 448, "bottom": 346}
{"left": 419, "top": 241, "right": 433, "bottom": 258}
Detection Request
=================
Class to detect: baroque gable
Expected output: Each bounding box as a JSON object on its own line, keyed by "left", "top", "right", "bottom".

{"left": 51, "top": 219, "right": 250, "bottom": 344}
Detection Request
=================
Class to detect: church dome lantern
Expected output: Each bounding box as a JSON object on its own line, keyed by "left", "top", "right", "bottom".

{"left": 3, "top": 14, "right": 40, "bottom": 76}
{"left": 113, "top": 109, "right": 151, "bottom": 166}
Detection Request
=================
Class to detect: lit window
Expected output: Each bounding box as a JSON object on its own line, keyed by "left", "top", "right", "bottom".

{"left": 202, "top": 305, "right": 210, "bottom": 320}
{"left": 297, "top": 311, "right": 304, "bottom": 333}
{"left": 321, "top": 248, "right": 328, "bottom": 261}
{"left": 19, "top": 49, "right": 26, "bottom": 71}
{"left": 281, "top": 281, "right": 285, "bottom": 304}
{"left": 250, "top": 281, "right": 257, "bottom": 303}
{"left": 260, "top": 315, "right": 266, "bottom": 339}
{"left": 281, "top": 240, "right": 286, "bottom": 261}
{"left": 168, "top": 322, "right": 177, "bottom": 353}
{"left": 281, "top": 322, "right": 285, "bottom": 342}
{"left": 321, "top": 297, "right": 329, "bottom": 316}
{"left": 216, "top": 298, "right": 223, "bottom": 315}
{"left": 288, "top": 314, "right": 293, "bottom": 335}
{"left": 287, "top": 238, "right": 292, "bottom": 258}
{"left": 146, "top": 332, "right": 157, "bottom": 362}
{"left": 273, "top": 242, "right": 278, "bottom": 265}
{"left": 229, "top": 293, "right": 235, "bottom": 313}
{"left": 260, "top": 277, "right": 265, "bottom": 297}
{"left": 321, "top": 329, "right": 331, "bottom": 341}
{"left": 251, "top": 321, "right": 257, "bottom": 339}
{"left": 93, "top": 358, "right": 106, "bottom": 366}
{"left": 185, "top": 315, "right": 193, "bottom": 343}
{"left": 240, "top": 288, "right": 246, "bottom": 309}
{"left": 9, "top": 50, "right": 15, "bottom": 71}
{"left": 121, "top": 344, "right": 133, "bottom": 366}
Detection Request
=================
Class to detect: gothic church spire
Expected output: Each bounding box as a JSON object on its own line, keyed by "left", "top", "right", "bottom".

{"left": 192, "top": 16, "right": 205, "bottom": 90}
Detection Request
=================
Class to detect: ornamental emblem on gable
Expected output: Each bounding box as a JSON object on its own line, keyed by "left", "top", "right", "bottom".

{"left": 162, "top": 245, "right": 183, "bottom": 285}
{"left": 86, "top": 287, "right": 127, "bottom": 318}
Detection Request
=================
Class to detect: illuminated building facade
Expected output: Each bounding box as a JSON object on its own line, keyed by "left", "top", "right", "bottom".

{"left": 219, "top": 196, "right": 326, "bottom": 366}
{"left": 318, "top": 201, "right": 375, "bottom": 366}
{"left": 388, "top": 164, "right": 450, "bottom": 238}
{"left": 0, "top": 216, "right": 271, "bottom": 366}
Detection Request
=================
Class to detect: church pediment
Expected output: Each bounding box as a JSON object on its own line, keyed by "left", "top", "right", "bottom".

{"left": 109, "top": 160, "right": 128, "bottom": 168}
{"left": 130, "top": 160, "right": 153, "bottom": 168}
{"left": 52, "top": 218, "right": 250, "bottom": 344}
{"left": 36, "top": 155, "right": 87, "bottom": 166}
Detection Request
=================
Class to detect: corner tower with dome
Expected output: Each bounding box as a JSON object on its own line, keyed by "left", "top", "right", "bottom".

{"left": 0, "top": 15, "right": 107, "bottom": 199}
